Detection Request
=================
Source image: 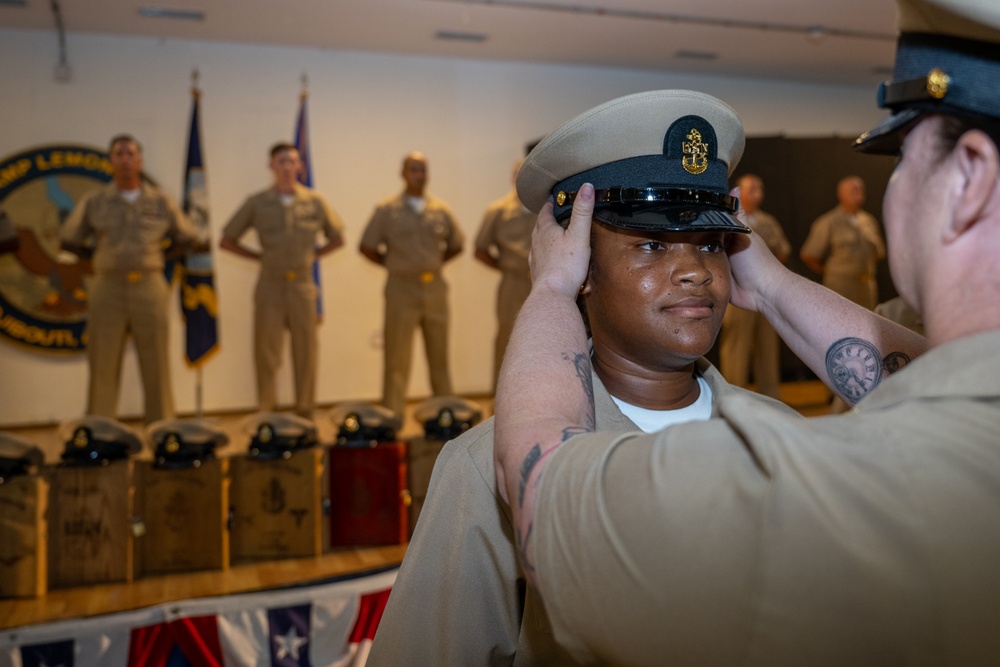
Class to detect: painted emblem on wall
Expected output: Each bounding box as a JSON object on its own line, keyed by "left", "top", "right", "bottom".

{"left": 0, "top": 145, "right": 113, "bottom": 353}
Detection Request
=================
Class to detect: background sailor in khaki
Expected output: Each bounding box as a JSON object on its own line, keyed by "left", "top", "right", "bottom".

{"left": 220, "top": 142, "right": 345, "bottom": 419}
{"left": 801, "top": 175, "right": 886, "bottom": 309}
{"left": 474, "top": 159, "right": 535, "bottom": 384}
{"left": 60, "top": 134, "right": 198, "bottom": 423}
{"left": 360, "top": 151, "right": 463, "bottom": 418}
{"left": 719, "top": 173, "right": 791, "bottom": 398}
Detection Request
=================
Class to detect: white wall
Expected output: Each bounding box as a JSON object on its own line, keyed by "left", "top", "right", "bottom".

{"left": 0, "top": 28, "right": 885, "bottom": 426}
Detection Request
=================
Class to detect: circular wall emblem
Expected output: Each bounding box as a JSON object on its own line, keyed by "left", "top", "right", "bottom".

{"left": 0, "top": 145, "right": 113, "bottom": 353}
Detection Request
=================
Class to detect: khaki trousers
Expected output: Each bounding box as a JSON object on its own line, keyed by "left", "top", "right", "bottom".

{"left": 382, "top": 273, "right": 452, "bottom": 417}
{"left": 719, "top": 305, "right": 782, "bottom": 400}
{"left": 254, "top": 276, "right": 318, "bottom": 418}
{"left": 86, "top": 271, "right": 174, "bottom": 423}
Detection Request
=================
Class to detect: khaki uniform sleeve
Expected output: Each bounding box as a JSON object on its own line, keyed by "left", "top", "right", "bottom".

{"left": 533, "top": 418, "right": 768, "bottom": 665}
{"left": 163, "top": 191, "right": 199, "bottom": 244}
{"left": 360, "top": 205, "right": 387, "bottom": 251}
{"left": 221, "top": 196, "right": 256, "bottom": 241}
{"left": 368, "top": 429, "right": 525, "bottom": 666}
{"left": 475, "top": 204, "right": 502, "bottom": 254}
{"left": 800, "top": 215, "right": 830, "bottom": 262}
{"left": 441, "top": 205, "right": 465, "bottom": 255}
{"left": 316, "top": 194, "right": 346, "bottom": 245}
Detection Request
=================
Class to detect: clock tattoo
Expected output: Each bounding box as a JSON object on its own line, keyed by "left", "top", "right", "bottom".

{"left": 826, "top": 337, "right": 884, "bottom": 402}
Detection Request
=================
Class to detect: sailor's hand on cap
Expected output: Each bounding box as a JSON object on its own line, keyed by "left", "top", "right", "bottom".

{"left": 529, "top": 186, "right": 593, "bottom": 298}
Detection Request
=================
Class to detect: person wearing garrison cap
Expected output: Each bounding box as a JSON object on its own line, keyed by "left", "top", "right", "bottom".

{"left": 367, "top": 90, "right": 798, "bottom": 666}
{"left": 493, "top": 0, "right": 1000, "bottom": 663}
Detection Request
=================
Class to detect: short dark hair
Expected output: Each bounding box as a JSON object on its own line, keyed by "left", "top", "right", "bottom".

{"left": 934, "top": 113, "right": 1000, "bottom": 161}
{"left": 108, "top": 134, "right": 141, "bottom": 154}
{"left": 270, "top": 142, "right": 298, "bottom": 159}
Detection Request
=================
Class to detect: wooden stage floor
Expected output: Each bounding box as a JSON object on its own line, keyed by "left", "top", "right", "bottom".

{"left": 0, "top": 381, "right": 831, "bottom": 631}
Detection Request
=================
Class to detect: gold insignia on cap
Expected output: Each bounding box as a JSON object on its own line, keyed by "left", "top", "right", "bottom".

{"left": 439, "top": 409, "right": 454, "bottom": 428}
{"left": 165, "top": 433, "right": 180, "bottom": 454}
{"left": 73, "top": 427, "right": 89, "bottom": 448}
{"left": 682, "top": 129, "right": 708, "bottom": 175}
{"left": 926, "top": 68, "right": 950, "bottom": 100}
{"left": 556, "top": 191, "right": 568, "bottom": 206}
{"left": 259, "top": 424, "right": 273, "bottom": 443}
{"left": 344, "top": 415, "right": 360, "bottom": 433}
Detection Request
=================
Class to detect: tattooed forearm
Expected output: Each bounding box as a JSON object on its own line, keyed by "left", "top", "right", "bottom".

{"left": 825, "top": 337, "right": 884, "bottom": 404}
{"left": 882, "top": 350, "right": 911, "bottom": 373}
{"left": 562, "top": 351, "right": 596, "bottom": 429}
{"left": 518, "top": 444, "right": 542, "bottom": 508}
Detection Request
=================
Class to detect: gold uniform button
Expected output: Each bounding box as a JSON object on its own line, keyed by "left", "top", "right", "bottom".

{"left": 285, "top": 271, "right": 298, "bottom": 281}
{"left": 126, "top": 271, "right": 142, "bottom": 282}
{"left": 420, "top": 272, "right": 434, "bottom": 283}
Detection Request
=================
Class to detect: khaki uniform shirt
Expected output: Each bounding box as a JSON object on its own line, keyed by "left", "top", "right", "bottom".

{"left": 747, "top": 209, "right": 790, "bottom": 260}
{"left": 60, "top": 183, "right": 196, "bottom": 273}
{"left": 475, "top": 190, "right": 535, "bottom": 276}
{"left": 801, "top": 206, "right": 886, "bottom": 307}
{"left": 367, "top": 360, "right": 798, "bottom": 666}
{"left": 360, "top": 192, "right": 463, "bottom": 277}
{"left": 534, "top": 329, "right": 1000, "bottom": 666}
{"left": 221, "top": 184, "right": 344, "bottom": 278}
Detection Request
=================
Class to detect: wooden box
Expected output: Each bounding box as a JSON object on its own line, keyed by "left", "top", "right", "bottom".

{"left": 328, "top": 442, "right": 409, "bottom": 547}
{"left": 406, "top": 436, "right": 448, "bottom": 539}
{"left": 46, "top": 461, "right": 134, "bottom": 588}
{"left": 229, "top": 448, "right": 323, "bottom": 562}
{"left": 0, "top": 475, "right": 48, "bottom": 597}
{"left": 134, "top": 458, "right": 229, "bottom": 577}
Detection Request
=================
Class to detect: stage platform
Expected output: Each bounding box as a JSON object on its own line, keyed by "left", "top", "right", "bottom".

{"left": 0, "top": 381, "right": 830, "bottom": 631}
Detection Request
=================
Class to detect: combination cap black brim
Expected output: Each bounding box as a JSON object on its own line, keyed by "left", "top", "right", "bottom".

{"left": 593, "top": 206, "right": 750, "bottom": 233}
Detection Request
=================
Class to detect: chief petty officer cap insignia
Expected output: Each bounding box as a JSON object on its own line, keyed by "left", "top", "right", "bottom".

{"left": 413, "top": 396, "right": 484, "bottom": 441}
{"left": 146, "top": 418, "right": 229, "bottom": 470}
{"left": 57, "top": 415, "right": 143, "bottom": 467}
{"left": 855, "top": 0, "right": 1000, "bottom": 154}
{"left": 516, "top": 89, "right": 749, "bottom": 234}
{"left": 242, "top": 412, "right": 318, "bottom": 460}
{"left": 0, "top": 431, "right": 45, "bottom": 483}
{"left": 329, "top": 402, "right": 402, "bottom": 447}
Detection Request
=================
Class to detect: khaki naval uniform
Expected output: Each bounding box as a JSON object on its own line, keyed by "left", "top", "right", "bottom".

{"left": 360, "top": 192, "right": 464, "bottom": 417}
{"left": 475, "top": 190, "right": 535, "bottom": 380}
{"left": 801, "top": 206, "right": 886, "bottom": 309}
{"left": 367, "top": 360, "right": 797, "bottom": 666}
{"left": 61, "top": 183, "right": 196, "bottom": 423}
{"left": 719, "top": 209, "right": 791, "bottom": 398}
{"left": 532, "top": 330, "right": 1000, "bottom": 665}
{"left": 222, "top": 184, "right": 344, "bottom": 418}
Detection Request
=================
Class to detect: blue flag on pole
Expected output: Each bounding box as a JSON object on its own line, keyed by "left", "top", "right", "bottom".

{"left": 294, "top": 90, "right": 324, "bottom": 318}
{"left": 180, "top": 87, "right": 220, "bottom": 366}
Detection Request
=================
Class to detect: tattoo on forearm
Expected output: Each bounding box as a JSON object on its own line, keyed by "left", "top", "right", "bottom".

{"left": 562, "top": 351, "right": 596, "bottom": 430}
{"left": 562, "top": 426, "right": 590, "bottom": 442}
{"left": 518, "top": 444, "right": 541, "bottom": 508}
{"left": 882, "top": 350, "right": 911, "bottom": 373}
{"left": 825, "top": 337, "right": 884, "bottom": 403}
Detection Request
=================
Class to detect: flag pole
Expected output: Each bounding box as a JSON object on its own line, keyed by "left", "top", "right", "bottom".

{"left": 192, "top": 68, "right": 204, "bottom": 420}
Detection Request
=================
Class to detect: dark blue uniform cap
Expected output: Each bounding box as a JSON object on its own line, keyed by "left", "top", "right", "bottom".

{"left": 856, "top": 0, "right": 1000, "bottom": 154}
{"left": 58, "top": 415, "right": 142, "bottom": 467}
{"left": 329, "top": 402, "right": 402, "bottom": 447}
{"left": 0, "top": 431, "right": 44, "bottom": 482}
{"left": 413, "top": 396, "right": 483, "bottom": 441}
